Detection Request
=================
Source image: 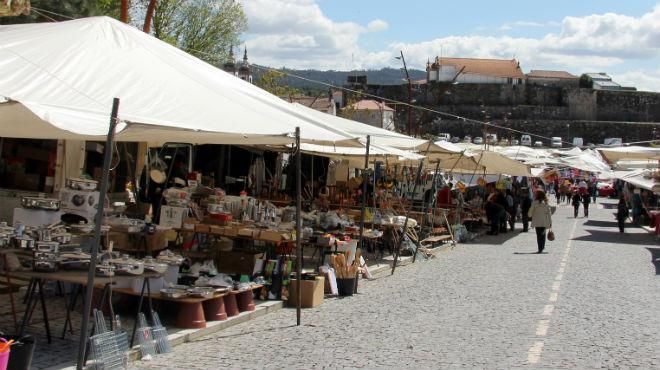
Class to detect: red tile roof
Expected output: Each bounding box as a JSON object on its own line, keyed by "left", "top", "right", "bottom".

{"left": 527, "top": 70, "right": 578, "bottom": 79}
{"left": 284, "top": 95, "right": 334, "bottom": 112}
{"left": 433, "top": 57, "right": 525, "bottom": 79}
{"left": 348, "top": 99, "right": 394, "bottom": 111}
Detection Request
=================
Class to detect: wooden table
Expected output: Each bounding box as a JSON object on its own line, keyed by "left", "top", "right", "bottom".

{"left": 3, "top": 268, "right": 161, "bottom": 344}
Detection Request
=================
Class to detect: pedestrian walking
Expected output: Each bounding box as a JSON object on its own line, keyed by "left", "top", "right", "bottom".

{"left": 571, "top": 190, "right": 581, "bottom": 218}
{"left": 520, "top": 188, "right": 532, "bottom": 232}
{"left": 616, "top": 196, "right": 629, "bottom": 233}
{"left": 590, "top": 181, "right": 598, "bottom": 204}
{"left": 581, "top": 191, "right": 591, "bottom": 218}
{"left": 528, "top": 190, "right": 553, "bottom": 253}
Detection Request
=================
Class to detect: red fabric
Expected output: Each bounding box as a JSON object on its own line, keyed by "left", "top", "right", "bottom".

{"left": 650, "top": 211, "right": 660, "bottom": 235}
{"left": 437, "top": 187, "right": 451, "bottom": 207}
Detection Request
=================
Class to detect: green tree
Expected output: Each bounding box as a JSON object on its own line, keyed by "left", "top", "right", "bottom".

{"left": 255, "top": 70, "right": 300, "bottom": 97}
{"left": 0, "top": 0, "right": 113, "bottom": 24}
{"left": 150, "top": 0, "right": 247, "bottom": 67}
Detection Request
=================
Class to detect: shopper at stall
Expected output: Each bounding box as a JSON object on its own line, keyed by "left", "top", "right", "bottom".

{"left": 495, "top": 190, "right": 509, "bottom": 233}
{"left": 581, "top": 190, "right": 591, "bottom": 218}
{"left": 528, "top": 190, "right": 553, "bottom": 253}
{"left": 571, "top": 190, "right": 581, "bottom": 218}
{"left": 616, "top": 196, "right": 629, "bottom": 233}
{"left": 520, "top": 187, "right": 532, "bottom": 232}
{"left": 505, "top": 189, "right": 517, "bottom": 231}
{"left": 485, "top": 193, "right": 505, "bottom": 235}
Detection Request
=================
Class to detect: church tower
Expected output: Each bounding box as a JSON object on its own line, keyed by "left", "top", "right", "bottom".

{"left": 237, "top": 47, "right": 252, "bottom": 83}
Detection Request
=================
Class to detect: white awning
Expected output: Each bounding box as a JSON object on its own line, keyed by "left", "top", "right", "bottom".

{"left": 0, "top": 17, "right": 359, "bottom": 146}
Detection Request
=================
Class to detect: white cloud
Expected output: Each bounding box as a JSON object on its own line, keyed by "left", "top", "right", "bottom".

{"left": 239, "top": 1, "right": 660, "bottom": 91}
{"left": 367, "top": 19, "right": 388, "bottom": 32}
{"left": 499, "top": 20, "right": 545, "bottom": 31}
{"left": 612, "top": 69, "right": 660, "bottom": 92}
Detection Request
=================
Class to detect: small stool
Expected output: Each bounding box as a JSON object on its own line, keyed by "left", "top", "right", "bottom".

{"left": 236, "top": 290, "right": 256, "bottom": 312}
{"left": 223, "top": 294, "right": 239, "bottom": 317}
{"left": 176, "top": 302, "right": 206, "bottom": 328}
{"left": 203, "top": 296, "right": 228, "bottom": 321}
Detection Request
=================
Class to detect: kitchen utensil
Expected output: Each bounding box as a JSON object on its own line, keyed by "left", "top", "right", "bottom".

{"left": 137, "top": 313, "right": 156, "bottom": 359}
{"left": 150, "top": 311, "right": 171, "bottom": 354}
{"left": 21, "top": 197, "right": 61, "bottom": 211}
{"left": 160, "top": 288, "right": 187, "bottom": 299}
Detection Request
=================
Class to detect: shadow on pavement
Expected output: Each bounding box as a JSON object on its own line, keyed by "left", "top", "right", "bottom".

{"left": 471, "top": 230, "right": 520, "bottom": 245}
{"left": 572, "top": 229, "right": 658, "bottom": 245}
{"left": 513, "top": 252, "right": 547, "bottom": 255}
{"left": 584, "top": 220, "right": 619, "bottom": 228}
{"left": 646, "top": 248, "right": 660, "bottom": 275}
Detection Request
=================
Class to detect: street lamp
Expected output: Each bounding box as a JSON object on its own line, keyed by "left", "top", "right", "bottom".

{"left": 566, "top": 123, "right": 570, "bottom": 145}
{"left": 395, "top": 51, "right": 413, "bottom": 136}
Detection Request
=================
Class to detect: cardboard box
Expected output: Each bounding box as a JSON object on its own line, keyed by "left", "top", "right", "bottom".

{"left": 194, "top": 223, "right": 211, "bottom": 233}
{"left": 159, "top": 205, "right": 188, "bottom": 228}
{"left": 238, "top": 228, "right": 256, "bottom": 237}
{"left": 217, "top": 250, "right": 264, "bottom": 275}
{"left": 288, "top": 276, "right": 324, "bottom": 308}
{"left": 107, "top": 231, "right": 132, "bottom": 250}
{"left": 259, "top": 230, "right": 284, "bottom": 242}
{"left": 145, "top": 231, "right": 168, "bottom": 252}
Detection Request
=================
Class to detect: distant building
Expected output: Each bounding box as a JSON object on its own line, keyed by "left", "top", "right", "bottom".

{"left": 237, "top": 47, "right": 252, "bottom": 83}
{"left": 526, "top": 70, "right": 579, "bottom": 87}
{"left": 285, "top": 93, "right": 336, "bottom": 115}
{"left": 343, "top": 99, "right": 395, "bottom": 130}
{"left": 581, "top": 73, "right": 625, "bottom": 91}
{"left": 426, "top": 57, "right": 525, "bottom": 85}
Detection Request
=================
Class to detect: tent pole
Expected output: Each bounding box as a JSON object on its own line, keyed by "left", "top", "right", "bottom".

{"left": 416, "top": 159, "right": 441, "bottom": 263}
{"left": 357, "top": 136, "right": 371, "bottom": 281}
{"left": 392, "top": 158, "right": 425, "bottom": 275}
{"left": 295, "top": 127, "right": 302, "bottom": 326}
{"left": 76, "top": 98, "right": 120, "bottom": 370}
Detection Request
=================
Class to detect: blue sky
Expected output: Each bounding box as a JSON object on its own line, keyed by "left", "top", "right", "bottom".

{"left": 239, "top": 0, "right": 660, "bottom": 91}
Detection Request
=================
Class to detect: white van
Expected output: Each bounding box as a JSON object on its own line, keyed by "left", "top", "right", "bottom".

{"left": 437, "top": 133, "right": 451, "bottom": 142}
{"left": 551, "top": 137, "right": 562, "bottom": 148}
{"left": 572, "top": 137, "right": 584, "bottom": 147}
{"left": 603, "top": 138, "right": 622, "bottom": 146}
{"left": 520, "top": 135, "right": 532, "bottom": 146}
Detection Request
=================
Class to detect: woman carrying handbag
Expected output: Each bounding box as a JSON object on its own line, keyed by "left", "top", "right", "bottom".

{"left": 528, "top": 190, "right": 553, "bottom": 253}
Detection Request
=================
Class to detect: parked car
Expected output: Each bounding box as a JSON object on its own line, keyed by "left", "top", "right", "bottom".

{"left": 473, "top": 136, "right": 484, "bottom": 144}
{"left": 450, "top": 136, "right": 461, "bottom": 143}
{"left": 498, "top": 138, "right": 509, "bottom": 146}
{"left": 533, "top": 141, "right": 543, "bottom": 147}
{"left": 572, "top": 137, "right": 584, "bottom": 147}
{"left": 437, "top": 133, "right": 451, "bottom": 142}
{"left": 463, "top": 136, "right": 472, "bottom": 143}
{"left": 551, "top": 137, "right": 562, "bottom": 148}
{"left": 521, "top": 135, "right": 532, "bottom": 146}
{"left": 511, "top": 139, "right": 520, "bottom": 146}
{"left": 597, "top": 182, "right": 616, "bottom": 197}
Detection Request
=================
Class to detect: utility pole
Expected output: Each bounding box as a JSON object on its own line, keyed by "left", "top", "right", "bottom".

{"left": 396, "top": 50, "right": 413, "bottom": 136}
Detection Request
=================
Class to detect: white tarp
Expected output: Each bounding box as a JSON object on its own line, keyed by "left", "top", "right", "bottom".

{"left": 291, "top": 103, "right": 425, "bottom": 149}
{"left": 613, "top": 169, "right": 660, "bottom": 193}
{"left": 0, "top": 17, "right": 359, "bottom": 146}
{"left": 598, "top": 146, "right": 660, "bottom": 163}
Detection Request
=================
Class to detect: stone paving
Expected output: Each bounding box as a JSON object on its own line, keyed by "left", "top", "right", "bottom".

{"left": 131, "top": 199, "right": 660, "bottom": 369}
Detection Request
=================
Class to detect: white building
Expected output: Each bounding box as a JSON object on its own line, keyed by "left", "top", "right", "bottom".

{"left": 426, "top": 57, "right": 525, "bottom": 85}
{"left": 343, "top": 99, "right": 395, "bottom": 130}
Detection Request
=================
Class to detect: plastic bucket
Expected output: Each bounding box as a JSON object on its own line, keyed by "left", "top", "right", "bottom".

{"left": 336, "top": 278, "right": 355, "bottom": 296}
{"left": 0, "top": 341, "right": 9, "bottom": 370}
{"left": 4, "top": 335, "right": 35, "bottom": 370}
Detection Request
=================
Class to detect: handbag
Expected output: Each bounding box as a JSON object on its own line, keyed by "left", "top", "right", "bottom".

{"left": 547, "top": 229, "right": 555, "bottom": 241}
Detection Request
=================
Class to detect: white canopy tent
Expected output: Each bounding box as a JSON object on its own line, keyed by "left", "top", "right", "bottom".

{"left": 613, "top": 169, "right": 660, "bottom": 193}
{"left": 598, "top": 146, "right": 660, "bottom": 164}
{"left": 0, "top": 17, "right": 360, "bottom": 146}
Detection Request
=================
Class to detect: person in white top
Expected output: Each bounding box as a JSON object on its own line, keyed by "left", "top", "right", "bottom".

{"left": 528, "top": 190, "right": 553, "bottom": 253}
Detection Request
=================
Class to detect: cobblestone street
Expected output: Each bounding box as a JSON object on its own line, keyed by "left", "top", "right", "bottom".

{"left": 133, "top": 199, "right": 660, "bottom": 369}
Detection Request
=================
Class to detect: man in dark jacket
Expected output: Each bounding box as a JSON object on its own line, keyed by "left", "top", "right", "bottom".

{"left": 581, "top": 191, "right": 591, "bottom": 218}
{"left": 485, "top": 194, "right": 505, "bottom": 235}
{"left": 495, "top": 190, "right": 509, "bottom": 233}
{"left": 520, "top": 188, "right": 532, "bottom": 232}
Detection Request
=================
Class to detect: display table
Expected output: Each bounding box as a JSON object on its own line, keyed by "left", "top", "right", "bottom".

{"left": 2, "top": 269, "right": 162, "bottom": 344}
